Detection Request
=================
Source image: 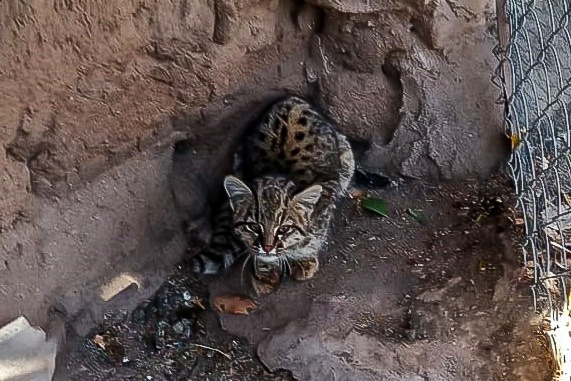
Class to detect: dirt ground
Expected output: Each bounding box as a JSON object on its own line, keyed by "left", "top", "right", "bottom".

{"left": 58, "top": 174, "right": 554, "bottom": 380}
{"left": 0, "top": 1, "right": 533, "bottom": 379}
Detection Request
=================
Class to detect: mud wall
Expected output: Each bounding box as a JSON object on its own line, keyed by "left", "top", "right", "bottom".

{"left": 0, "top": 0, "right": 508, "bottom": 325}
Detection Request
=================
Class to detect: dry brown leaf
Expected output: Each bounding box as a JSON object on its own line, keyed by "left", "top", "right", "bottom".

{"left": 350, "top": 190, "right": 366, "bottom": 199}
{"left": 93, "top": 334, "right": 106, "bottom": 349}
{"left": 510, "top": 132, "right": 521, "bottom": 149}
{"left": 212, "top": 294, "right": 257, "bottom": 315}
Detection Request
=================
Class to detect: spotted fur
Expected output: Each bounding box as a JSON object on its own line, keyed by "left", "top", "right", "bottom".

{"left": 191, "top": 97, "right": 355, "bottom": 286}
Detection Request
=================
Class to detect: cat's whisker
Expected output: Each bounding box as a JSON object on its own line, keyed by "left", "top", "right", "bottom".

{"left": 280, "top": 257, "right": 287, "bottom": 279}
{"left": 287, "top": 258, "right": 292, "bottom": 276}
{"left": 277, "top": 257, "right": 285, "bottom": 281}
{"left": 278, "top": 257, "right": 291, "bottom": 281}
{"left": 240, "top": 253, "right": 253, "bottom": 289}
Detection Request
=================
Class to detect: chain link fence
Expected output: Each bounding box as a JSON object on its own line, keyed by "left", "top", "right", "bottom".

{"left": 494, "top": 0, "right": 571, "bottom": 377}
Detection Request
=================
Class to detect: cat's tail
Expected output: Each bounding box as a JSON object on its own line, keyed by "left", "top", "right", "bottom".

{"left": 189, "top": 201, "right": 245, "bottom": 275}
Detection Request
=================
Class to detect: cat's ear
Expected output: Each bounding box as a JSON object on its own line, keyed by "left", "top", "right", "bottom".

{"left": 224, "top": 175, "right": 254, "bottom": 211}
{"left": 291, "top": 185, "right": 323, "bottom": 210}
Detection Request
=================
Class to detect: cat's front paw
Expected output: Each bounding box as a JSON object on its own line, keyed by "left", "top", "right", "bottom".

{"left": 291, "top": 258, "right": 319, "bottom": 281}
{"left": 250, "top": 267, "right": 281, "bottom": 295}
{"left": 251, "top": 276, "right": 278, "bottom": 295}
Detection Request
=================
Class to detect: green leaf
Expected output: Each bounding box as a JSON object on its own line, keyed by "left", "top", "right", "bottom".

{"left": 361, "top": 196, "right": 389, "bottom": 217}
{"left": 406, "top": 208, "right": 426, "bottom": 224}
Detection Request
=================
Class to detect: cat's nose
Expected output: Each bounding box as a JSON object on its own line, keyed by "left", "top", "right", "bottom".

{"left": 262, "top": 245, "right": 273, "bottom": 253}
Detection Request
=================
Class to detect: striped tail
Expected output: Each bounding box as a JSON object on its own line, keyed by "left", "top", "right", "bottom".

{"left": 190, "top": 201, "right": 245, "bottom": 275}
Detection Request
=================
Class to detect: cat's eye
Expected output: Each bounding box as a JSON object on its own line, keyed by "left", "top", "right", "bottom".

{"left": 277, "top": 226, "right": 294, "bottom": 235}
{"left": 244, "top": 223, "right": 262, "bottom": 233}
{"left": 235, "top": 221, "right": 261, "bottom": 234}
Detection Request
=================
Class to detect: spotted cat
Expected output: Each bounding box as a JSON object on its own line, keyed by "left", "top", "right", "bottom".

{"left": 191, "top": 96, "right": 354, "bottom": 290}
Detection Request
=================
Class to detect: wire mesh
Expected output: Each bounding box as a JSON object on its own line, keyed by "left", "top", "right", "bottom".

{"left": 495, "top": 0, "right": 571, "bottom": 311}
{"left": 494, "top": 0, "right": 571, "bottom": 376}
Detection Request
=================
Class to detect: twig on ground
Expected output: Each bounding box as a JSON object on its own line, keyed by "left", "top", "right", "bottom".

{"left": 190, "top": 343, "right": 232, "bottom": 360}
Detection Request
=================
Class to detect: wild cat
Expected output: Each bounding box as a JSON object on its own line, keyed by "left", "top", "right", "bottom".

{"left": 191, "top": 96, "right": 354, "bottom": 292}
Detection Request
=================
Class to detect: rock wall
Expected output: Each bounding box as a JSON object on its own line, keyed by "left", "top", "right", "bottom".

{"left": 0, "top": 0, "right": 508, "bottom": 325}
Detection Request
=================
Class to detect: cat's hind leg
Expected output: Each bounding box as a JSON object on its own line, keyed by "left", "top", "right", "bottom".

{"left": 190, "top": 249, "right": 235, "bottom": 275}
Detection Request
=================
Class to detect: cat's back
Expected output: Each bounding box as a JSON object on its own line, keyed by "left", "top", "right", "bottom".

{"left": 243, "top": 97, "right": 347, "bottom": 186}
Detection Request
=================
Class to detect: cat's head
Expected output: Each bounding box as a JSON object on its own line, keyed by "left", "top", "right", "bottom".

{"left": 223, "top": 175, "right": 322, "bottom": 263}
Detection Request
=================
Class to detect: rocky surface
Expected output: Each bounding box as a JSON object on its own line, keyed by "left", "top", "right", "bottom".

{"left": 0, "top": 0, "right": 507, "bottom": 229}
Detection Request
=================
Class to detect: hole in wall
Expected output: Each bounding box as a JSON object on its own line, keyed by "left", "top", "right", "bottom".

{"left": 173, "top": 139, "right": 193, "bottom": 154}
{"left": 381, "top": 61, "right": 401, "bottom": 83}
{"left": 409, "top": 17, "right": 418, "bottom": 33}
{"left": 289, "top": 0, "right": 305, "bottom": 26}
{"left": 347, "top": 138, "right": 373, "bottom": 162}
{"left": 311, "top": 6, "right": 326, "bottom": 34}
{"left": 290, "top": 0, "right": 326, "bottom": 34}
